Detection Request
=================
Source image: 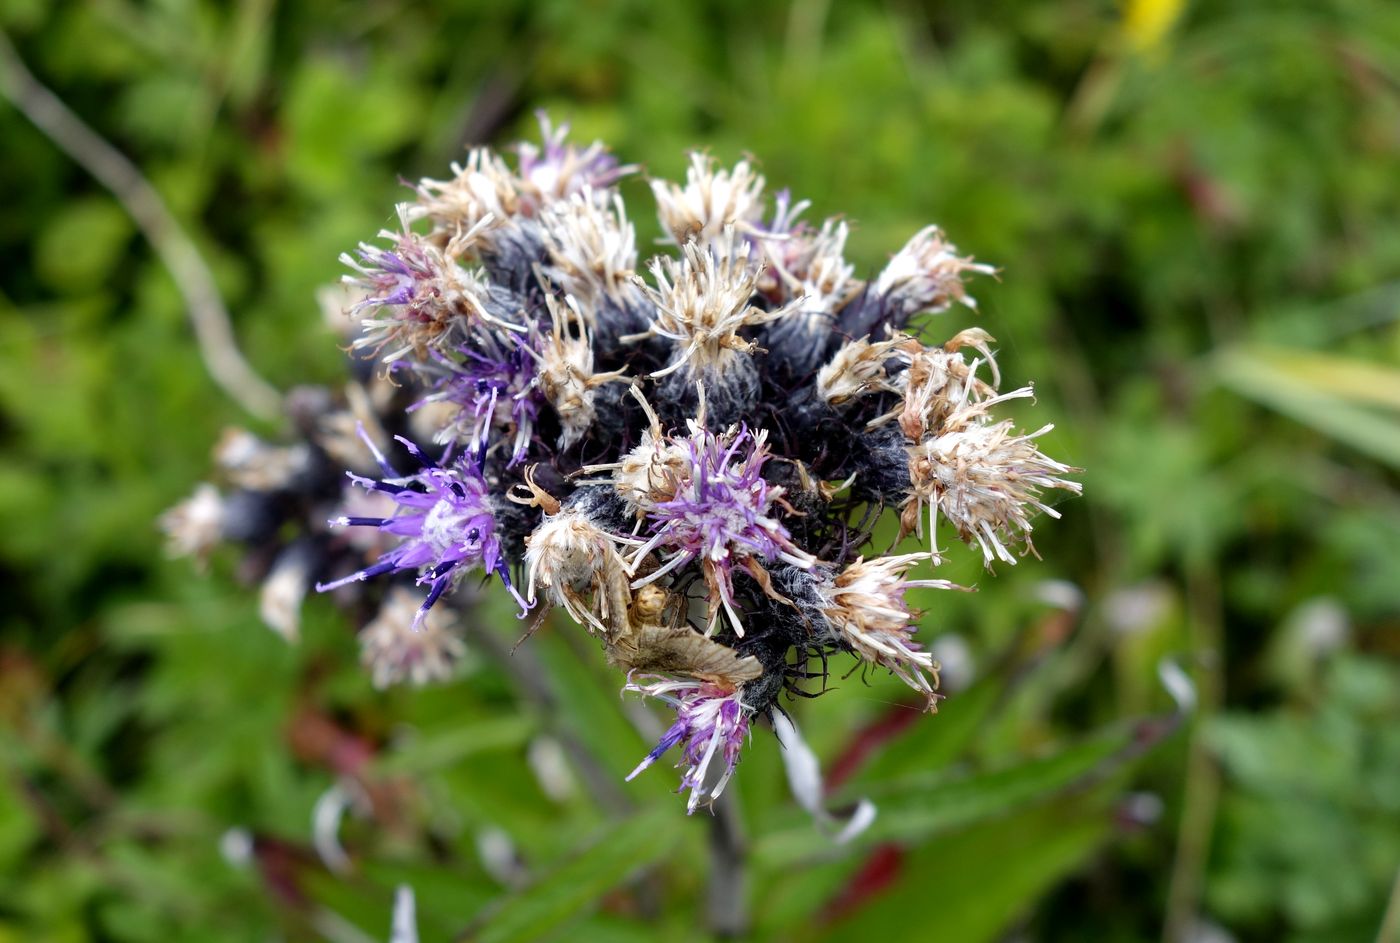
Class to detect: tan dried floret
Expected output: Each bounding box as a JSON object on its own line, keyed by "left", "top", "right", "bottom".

{"left": 580, "top": 387, "right": 693, "bottom": 516}
{"left": 890, "top": 328, "right": 1001, "bottom": 439}
{"left": 531, "top": 294, "right": 626, "bottom": 449}
{"left": 902, "top": 415, "right": 1081, "bottom": 566}
{"left": 159, "top": 483, "right": 226, "bottom": 567}
{"left": 214, "top": 427, "right": 313, "bottom": 491}
{"left": 407, "top": 148, "right": 521, "bottom": 251}
{"left": 651, "top": 153, "right": 766, "bottom": 246}
{"left": 540, "top": 190, "right": 640, "bottom": 314}
{"left": 359, "top": 587, "right": 466, "bottom": 689}
{"left": 820, "top": 552, "right": 966, "bottom": 709}
{"left": 636, "top": 228, "right": 803, "bottom": 379}
{"left": 524, "top": 505, "right": 633, "bottom": 636}
{"left": 875, "top": 225, "right": 996, "bottom": 319}
{"left": 816, "top": 334, "right": 917, "bottom": 406}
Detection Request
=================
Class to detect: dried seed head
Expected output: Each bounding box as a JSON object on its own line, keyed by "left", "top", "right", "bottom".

{"left": 259, "top": 543, "right": 315, "bottom": 643}
{"left": 874, "top": 225, "right": 995, "bottom": 323}
{"left": 524, "top": 504, "right": 631, "bottom": 635}
{"left": 359, "top": 586, "right": 466, "bottom": 689}
{"left": 532, "top": 295, "right": 626, "bottom": 449}
{"left": 160, "top": 483, "right": 227, "bottom": 567}
{"left": 651, "top": 153, "right": 766, "bottom": 246}
{"left": 757, "top": 208, "right": 860, "bottom": 317}
{"left": 214, "top": 427, "right": 313, "bottom": 491}
{"left": 584, "top": 387, "right": 694, "bottom": 516}
{"left": 408, "top": 148, "right": 520, "bottom": 250}
{"left": 904, "top": 418, "right": 1082, "bottom": 566}
{"left": 888, "top": 329, "right": 1001, "bottom": 439}
{"left": 541, "top": 190, "right": 641, "bottom": 314}
{"left": 639, "top": 228, "right": 801, "bottom": 379}
{"left": 819, "top": 552, "right": 966, "bottom": 709}
{"left": 817, "top": 334, "right": 917, "bottom": 406}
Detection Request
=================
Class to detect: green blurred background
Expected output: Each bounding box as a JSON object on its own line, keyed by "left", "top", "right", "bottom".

{"left": 2, "top": 1, "right": 1399, "bottom": 940}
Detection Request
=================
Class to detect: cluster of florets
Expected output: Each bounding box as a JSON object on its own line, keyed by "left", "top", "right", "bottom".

{"left": 164, "top": 115, "right": 1080, "bottom": 813}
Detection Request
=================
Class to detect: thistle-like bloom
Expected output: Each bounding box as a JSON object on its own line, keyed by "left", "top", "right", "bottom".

{"left": 409, "top": 115, "right": 632, "bottom": 254}
{"left": 905, "top": 417, "right": 1081, "bottom": 565}
{"left": 172, "top": 119, "right": 1081, "bottom": 816}
{"left": 417, "top": 332, "right": 542, "bottom": 465}
{"left": 530, "top": 295, "right": 626, "bottom": 449}
{"left": 638, "top": 229, "right": 800, "bottom": 379}
{"left": 524, "top": 499, "right": 632, "bottom": 635}
{"left": 582, "top": 386, "right": 694, "bottom": 517}
{"left": 516, "top": 113, "right": 634, "bottom": 207}
{"left": 889, "top": 328, "right": 1000, "bottom": 439}
{"left": 259, "top": 543, "right": 315, "bottom": 642}
{"left": 755, "top": 192, "right": 859, "bottom": 329}
{"left": 816, "top": 334, "right": 916, "bottom": 406}
{"left": 819, "top": 553, "right": 965, "bottom": 709}
{"left": 873, "top": 225, "right": 995, "bottom": 324}
{"left": 541, "top": 191, "right": 641, "bottom": 315}
{"left": 408, "top": 148, "right": 520, "bottom": 248}
{"left": 651, "top": 153, "right": 766, "bottom": 246}
{"left": 630, "top": 423, "right": 815, "bottom": 636}
{"left": 341, "top": 208, "right": 515, "bottom": 362}
{"left": 359, "top": 586, "right": 467, "bottom": 689}
{"left": 160, "top": 483, "right": 226, "bottom": 567}
{"left": 316, "top": 429, "right": 525, "bottom": 623}
{"left": 625, "top": 675, "right": 751, "bottom": 813}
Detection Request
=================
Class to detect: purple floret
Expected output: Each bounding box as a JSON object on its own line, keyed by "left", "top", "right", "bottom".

{"left": 346, "top": 241, "right": 435, "bottom": 316}
{"left": 316, "top": 427, "right": 527, "bottom": 624}
{"left": 632, "top": 425, "right": 813, "bottom": 635}
{"left": 417, "top": 331, "right": 542, "bottom": 466}
{"left": 625, "top": 677, "right": 751, "bottom": 813}
{"left": 516, "top": 111, "right": 633, "bottom": 205}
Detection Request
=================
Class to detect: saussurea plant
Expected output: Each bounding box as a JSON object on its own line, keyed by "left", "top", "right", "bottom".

{"left": 164, "top": 116, "right": 1080, "bottom": 816}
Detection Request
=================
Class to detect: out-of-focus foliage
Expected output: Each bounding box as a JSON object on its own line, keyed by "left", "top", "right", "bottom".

{"left": 1, "top": 1, "right": 1398, "bottom": 941}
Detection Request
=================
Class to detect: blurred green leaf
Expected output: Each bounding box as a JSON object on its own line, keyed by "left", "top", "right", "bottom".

{"left": 33, "top": 197, "right": 132, "bottom": 292}
{"left": 819, "top": 793, "right": 1114, "bottom": 943}
{"left": 1217, "top": 346, "right": 1400, "bottom": 468}
{"left": 756, "top": 718, "right": 1167, "bottom": 868}
{"left": 467, "top": 803, "right": 682, "bottom": 943}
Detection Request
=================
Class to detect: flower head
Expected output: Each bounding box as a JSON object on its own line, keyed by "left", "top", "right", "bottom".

{"left": 630, "top": 422, "right": 815, "bottom": 636}
{"left": 904, "top": 415, "right": 1082, "bottom": 566}
{"left": 889, "top": 328, "right": 1000, "bottom": 439}
{"left": 819, "top": 553, "right": 966, "bottom": 709}
{"left": 341, "top": 207, "right": 517, "bottom": 362}
{"left": 638, "top": 229, "right": 800, "bottom": 379}
{"left": 873, "top": 225, "right": 995, "bottom": 325}
{"left": 160, "top": 483, "right": 226, "bottom": 567}
{"left": 416, "top": 331, "right": 542, "bottom": 465}
{"left": 359, "top": 586, "right": 467, "bottom": 689}
{"left": 625, "top": 675, "right": 752, "bottom": 813}
{"left": 755, "top": 196, "right": 859, "bottom": 322}
{"left": 516, "top": 112, "right": 633, "bottom": 207}
{"left": 524, "top": 499, "right": 632, "bottom": 635}
{"left": 651, "top": 153, "right": 766, "bottom": 247}
{"left": 317, "top": 428, "right": 525, "bottom": 624}
{"left": 541, "top": 190, "right": 641, "bottom": 314}
{"left": 817, "top": 334, "right": 916, "bottom": 407}
{"left": 530, "top": 295, "right": 626, "bottom": 449}
{"left": 173, "top": 119, "right": 1082, "bottom": 817}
